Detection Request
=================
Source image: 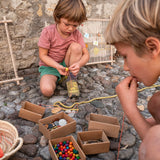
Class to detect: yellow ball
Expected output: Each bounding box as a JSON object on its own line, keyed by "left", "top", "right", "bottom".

{"left": 65, "top": 68, "right": 69, "bottom": 72}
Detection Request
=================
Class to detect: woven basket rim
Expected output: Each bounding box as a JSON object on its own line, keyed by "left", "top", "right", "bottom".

{"left": 0, "top": 120, "right": 18, "bottom": 133}
{"left": 0, "top": 120, "right": 19, "bottom": 155}
{"left": 0, "top": 137, "right": 23, "bottom": 160}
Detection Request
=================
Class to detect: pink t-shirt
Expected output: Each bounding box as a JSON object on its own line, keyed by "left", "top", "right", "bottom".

{"left": 38, "top": 24, "right": 85, "bottom": 66}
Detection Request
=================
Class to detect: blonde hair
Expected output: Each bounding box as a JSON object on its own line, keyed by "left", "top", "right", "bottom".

{"left": 105, "top": 0, "right": 160, "bottom": 53}
{"left": 53, "top": 0, "right": 87, "bottom": 24}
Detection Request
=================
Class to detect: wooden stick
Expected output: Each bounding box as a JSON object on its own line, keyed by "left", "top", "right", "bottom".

{"left": 3, "top": 16, "right": 21, "bottom": 85}
{"left": 0, "top": 77, "right": 23, "bottom": 84}
{"left": 86, "top": 42, "right": 106, "bottom": 45}
{"left": 86, "top": 60, "right": 115, "bottom": 65}
{"left": 0, "top": 20, "right": 12, "bottom": 24}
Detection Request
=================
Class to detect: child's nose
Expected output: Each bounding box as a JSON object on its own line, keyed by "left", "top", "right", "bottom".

{"left": 123, "top": 61, "right": 130, "bottom": 71}
{"left": 68, "top": 26, "right": 74, "bottom": 32}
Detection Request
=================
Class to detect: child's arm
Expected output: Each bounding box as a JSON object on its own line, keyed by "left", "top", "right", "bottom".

{"left": 39, "top": 47, "right": 67, "bottom": 76}
{"left": 116, "top": 76, "right": 152, "bottom": 140}
{"left": 69, "top": 47, "right": 90, "bottom": 76}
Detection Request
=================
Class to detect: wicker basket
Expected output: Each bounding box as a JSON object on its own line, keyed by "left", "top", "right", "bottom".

{"left": 0, "top": 120, "right": 23, "bottom": 160}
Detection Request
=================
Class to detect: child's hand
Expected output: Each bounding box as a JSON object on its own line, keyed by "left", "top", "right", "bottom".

{"left": 116, "top": 76, "right": 138, "bottom": 115}
{"left": 56, "top": 64, "right": 68, "bottom": 76}
{"left": 69, "top": 63, "right": 80, "bottom": 76}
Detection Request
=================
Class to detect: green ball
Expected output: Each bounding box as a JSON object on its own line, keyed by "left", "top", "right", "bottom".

{"left": 63, "top": 141, "right": 66, "bottom": 144}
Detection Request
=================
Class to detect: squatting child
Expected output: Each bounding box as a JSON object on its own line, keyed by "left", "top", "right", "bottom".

{"left": 105, "top": 0, "right": 160, "bottom": 159}
{"left": 38, "top": 0, "right": 90, "bottom": 97}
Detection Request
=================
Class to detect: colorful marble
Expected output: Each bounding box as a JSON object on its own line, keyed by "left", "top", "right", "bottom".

{"left": 53, "top": 140, "right": 81, "bottom": 160}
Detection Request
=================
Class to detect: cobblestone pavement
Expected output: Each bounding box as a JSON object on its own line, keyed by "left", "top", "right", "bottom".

{"left": 0, "top": 58, "right": 159, "bottom": 160}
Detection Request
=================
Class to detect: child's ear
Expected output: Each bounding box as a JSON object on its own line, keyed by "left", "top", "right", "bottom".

{"left": 145, "top": 37, "right": 160, "bottom": 57}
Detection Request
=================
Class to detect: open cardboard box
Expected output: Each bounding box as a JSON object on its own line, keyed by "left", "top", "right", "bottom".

{"left": 77, "top": 130, "right": 110, "bottom": 155}
{"left": 18, "top": 101, "right": 45, "bottom": 123}
{"left": 49, "top": 135, "right": 86, "bottom": 160}
{"left": 88, "top": 113, "right": 120, "bottom": 138}
{"left": 39, "top": 112, "right": 76, "bottom": 139}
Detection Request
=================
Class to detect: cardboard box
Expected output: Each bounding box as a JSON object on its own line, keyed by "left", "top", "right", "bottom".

{"left": 88, "top": 113, "right": 120, "bottom": 138}
{"left": 49, "top": 135, "right": 86, "bottom": 160}
{"left": 77, "top": 130, "right": 110, "bottom": 155}
{"left": 39, "top": 112, "right": 76, "bottom": 139}
{"left": 18, "top": 101, "right": 45, "bottom": 123}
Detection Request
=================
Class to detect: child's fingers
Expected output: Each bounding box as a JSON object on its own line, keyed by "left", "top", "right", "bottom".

{"left": 65, "top": 67, "right": 69, "bottom": 72}
{"left": 124, "top": 76, "right": 137, "bottom": 88}
{"left": 120, "top": 76, "right": 133, "bottom": 87}
{"left": 130, "top": 78, "right": 137, "bottom": 87}
{"left": 129, "top": 78, "right": 138, "bottom": 92}
{"left": 123, "top": 76, "right": 133, "bottom": 83}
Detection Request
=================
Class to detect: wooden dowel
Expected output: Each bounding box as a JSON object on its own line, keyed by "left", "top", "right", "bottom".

{"left": 3, "top": 16, "right": 20, "bottom": 85}
{"left": 86, "top": 60, "right": 115, "bottom": 65}
{"left": 0, "top": 20, "right": 12, "bottom": 24}
{"left": 0, "top": 77, "right": 23, "bottom": 84}
{"left": 85, "top": 42, "right": 106, "bottom": 45}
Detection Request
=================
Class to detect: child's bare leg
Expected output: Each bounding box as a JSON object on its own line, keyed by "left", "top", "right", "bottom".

{"left": 65, "top": 42, "right": 82, "bottom": 66}
{"left": 148, "top": 91, "right": 160, "bottom": 123}
{"left": 139, "top": 125, "right": 160, "bottom": 160}
{"left": 40, "top": 75, "right": 57, "bottom": 97}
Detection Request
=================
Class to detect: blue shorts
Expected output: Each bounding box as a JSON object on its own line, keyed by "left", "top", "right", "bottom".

{"left": 39, "top": 61, "right": 66, "bottom": 82}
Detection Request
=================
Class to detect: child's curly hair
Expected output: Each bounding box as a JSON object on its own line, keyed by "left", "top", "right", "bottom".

{"left": 53, "top": 0, "right": 87, "bottom": 24}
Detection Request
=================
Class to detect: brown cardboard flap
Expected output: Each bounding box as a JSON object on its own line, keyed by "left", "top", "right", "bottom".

{"left": 39, "top": 112, "right": 74, "bottom": 124}
{"left": 39, "top": 112, "right": 76, "bottom": 139}
{"left": 77, "top": 130, "right": 110, "bottom": 155}
{"left": 90, "top": 113, "right": 119, "bottom": 125}
{"left": 18, "top": 101, "right": 45, "bottom": 123}
{"left": 23, "top": 101, "right": 45, "bottom": 114}
{"left": 49, "top": 136, "right": 86, "bottom": 160}
{"left": 19, "top": 108, "right": 42, "bottom": 122}
{"left": 88, "top": 113, "right": 120, "bottom": 138}
{"left": 78, "top": 130, "right": 103, "bottom": 141}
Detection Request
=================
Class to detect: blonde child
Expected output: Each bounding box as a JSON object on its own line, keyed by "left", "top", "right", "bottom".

{"left": 38, "top": 0, "right": 90, "bottom": 97}
{"left": 105, "top": 0, "right": 160, "bottom": 159}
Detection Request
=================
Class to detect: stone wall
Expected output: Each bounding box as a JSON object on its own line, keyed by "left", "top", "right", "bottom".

{"left": 0, "top": 0, "right": 120, "bottom": 77}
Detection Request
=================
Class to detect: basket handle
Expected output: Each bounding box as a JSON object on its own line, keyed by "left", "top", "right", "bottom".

{"left": 1, "top": 137, "right": 23, "bottom": 160}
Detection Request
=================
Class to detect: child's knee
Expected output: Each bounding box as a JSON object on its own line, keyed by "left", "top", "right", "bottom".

{"left": 70, "top": 42, "right": 82, "bottom": 54}
{"left": 139, "top": 125, "right": 160, "bottom": 160}
{"left": 40, "top": 85, "right": 55, "bottom": 97}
